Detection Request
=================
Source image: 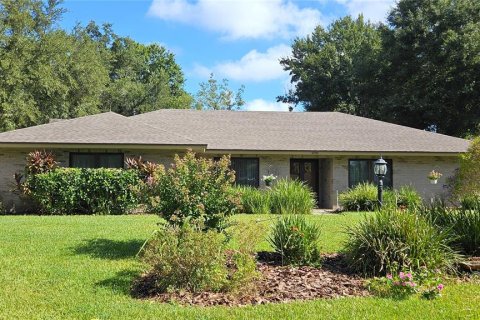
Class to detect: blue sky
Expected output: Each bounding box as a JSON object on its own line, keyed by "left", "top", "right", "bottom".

{"left": 60, "top": 0, "right": 395, "bottom": 111}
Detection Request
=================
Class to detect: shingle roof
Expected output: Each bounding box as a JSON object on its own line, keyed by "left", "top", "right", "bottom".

{"left": 0, "top": 109, "right": 469, "bottom": 153}
{"left": 132, "top": 109, "right": 469, "bottom": 153}
{"left": 0, "top": 112, "right": 198, "bottom": 146}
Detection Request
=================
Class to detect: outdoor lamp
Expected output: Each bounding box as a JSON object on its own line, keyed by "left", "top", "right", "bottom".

{"left": 374, "top": 157, "right": 388, "bottom": 208}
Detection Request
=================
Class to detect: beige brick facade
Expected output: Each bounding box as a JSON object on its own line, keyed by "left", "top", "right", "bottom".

{"left": 0, "top": 148, "right": 459, "bottom": 212}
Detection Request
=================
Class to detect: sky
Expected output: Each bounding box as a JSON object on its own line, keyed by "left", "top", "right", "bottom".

{"left": 60, "top": 0, "right": 396, "bottom": 112}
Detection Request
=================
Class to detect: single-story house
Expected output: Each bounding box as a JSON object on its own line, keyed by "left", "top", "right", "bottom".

{"left": 0, "top": 109, "right": 470, "bottom": 211}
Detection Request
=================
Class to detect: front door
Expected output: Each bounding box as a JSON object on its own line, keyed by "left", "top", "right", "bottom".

{"left": 290, "top": 159, "right": 319, "bottom": 204}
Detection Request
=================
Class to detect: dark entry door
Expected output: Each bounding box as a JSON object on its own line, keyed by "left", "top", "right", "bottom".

{"left": 290, "top": 159, "right": 319, "bottom": 203}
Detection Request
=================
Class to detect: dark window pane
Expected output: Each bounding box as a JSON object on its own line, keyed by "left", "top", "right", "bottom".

{"left": 349, "top": 159, "right": 392, "bottom": 188}
{"left": 70, "top": 153, "right": 124, "bottom": 169}
{"left": 231, "top": 158, "right": 259, "bottom": 187}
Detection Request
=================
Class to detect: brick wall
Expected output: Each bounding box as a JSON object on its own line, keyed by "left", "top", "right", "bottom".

{"left": 0, "top": 148, "right": 460, "bottom": 212}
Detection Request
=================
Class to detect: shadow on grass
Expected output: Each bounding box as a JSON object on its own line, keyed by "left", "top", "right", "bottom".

{"left": 72, "top": 238, "right": 145, "bottom": 260}
{"left": 96, "top": 269, "right": 142, "bottom": 296}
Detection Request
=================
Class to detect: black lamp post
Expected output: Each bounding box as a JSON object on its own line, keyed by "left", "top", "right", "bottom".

{"left": 374, "top": 157, "right": 388, "bottom": 208}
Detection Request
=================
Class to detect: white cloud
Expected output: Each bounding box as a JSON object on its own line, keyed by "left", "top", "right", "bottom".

{"left": 337, "top": 0, "right": 396, "bottom": 22}
{"left": 148, "top": 0, "right": 322, "bottom": 40}
{"left": 194, "top": 44, "right": 291, "bottom": 82}
{"left": 244, "top": 99, "right": 292, "bottom": 112}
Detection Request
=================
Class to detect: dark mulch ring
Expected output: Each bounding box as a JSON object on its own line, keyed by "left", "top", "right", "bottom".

{"left": 132, "top": 253, "right": 370, "bottom": 307}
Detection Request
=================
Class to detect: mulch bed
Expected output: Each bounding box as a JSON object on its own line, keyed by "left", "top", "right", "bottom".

{"left": 132, "top": 253, "right": 369, "bottom": 307}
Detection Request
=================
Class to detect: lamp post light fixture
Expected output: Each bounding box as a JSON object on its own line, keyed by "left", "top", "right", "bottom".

{"left": 374, "top": 157, "right": 388, "bottom": 208}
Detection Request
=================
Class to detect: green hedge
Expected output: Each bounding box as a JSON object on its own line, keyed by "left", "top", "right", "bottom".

{"left": 25, "top": 168, "right": 141, "bottom": 214}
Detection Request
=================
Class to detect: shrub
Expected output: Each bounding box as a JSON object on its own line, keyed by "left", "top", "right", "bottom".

{"left": 396, "top": 185, "right": 422, "bottom": 209}
{"left": 418, "top": 202, "right": 480, "bottom": 256}
{"left": 269, "top": 179, "right": 315, "bottom": 215}
{"left": 339, "top": 182, "right": 379, "bottom": 211}
{"left": 344, "top": 208, "right": 459, "bottom": 276}
{"left": 339, "top": 183, "right": 421, "bottom": 211}
{"left": 141, "top": 222, "right": 258, "bottom": 293}
{"left": 236, "top": 186, "right": 270, "bottom": 214}
{"left": 148, "top": 151, "right": 240, "bottom": 231}
{"left": 25, "top": 150, "right": 58, "bottom": 175}
{"left": 25, "top": 168, "right": 140, "bottom": 214}
{"left": 452, "top": 136, "right": 480, "bottom": 198}
{"left": 268, "top": 215, "right": 321, "bottom": 266}
{"left": 460, "top": 194, "right": 480, "bottom": 210}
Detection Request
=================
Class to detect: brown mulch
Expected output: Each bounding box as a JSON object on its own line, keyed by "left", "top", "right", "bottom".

{"left": 132, "top": 253, "right": 369, "bottom": 307}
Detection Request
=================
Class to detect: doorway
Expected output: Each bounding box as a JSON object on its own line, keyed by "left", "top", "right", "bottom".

{"left": 290, "top": 159, "right": 319, "bottom": 204}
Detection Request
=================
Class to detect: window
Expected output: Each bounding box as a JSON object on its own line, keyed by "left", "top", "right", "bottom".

{"left": 231, "top": 158, "right": 259, "bottom": 187}
{"left": 70, "top": 153, "right": 124, "bottom": 168}
{"left": 348, "top": 159, "right": 393, "bottom": 188}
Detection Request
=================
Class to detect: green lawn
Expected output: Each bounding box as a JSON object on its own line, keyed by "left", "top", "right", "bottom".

{"left": 0, "top": 213, "right": 478, "bottom": 320}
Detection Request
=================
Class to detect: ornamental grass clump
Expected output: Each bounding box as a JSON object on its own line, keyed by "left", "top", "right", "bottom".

{"left": 418, "top": 201, "right": 480, "bottom": 256}
{"left": 344, "top": 208, "right": 460, "bottom": 276}
{"left": 236, "top": 186, "right": 271, "bottom": 214}
{"left": 269, "top": 215, "right": 321, "bottom": 266}
{"left": 339, "top": 183, "right": 421, "bottom": 211}
{"left": 269, "top": 179, "right": 315, "bottom": 215}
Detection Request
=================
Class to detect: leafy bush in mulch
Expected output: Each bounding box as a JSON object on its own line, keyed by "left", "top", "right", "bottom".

{"left": 344, "top": 208, "right": 460, "bottom": 276}
{"left": 146, "top": 151, "right": 240, "bottom": 232}
{"left": 132, "top": 253, "right": 369, "bottom": 306}
{"left": 268, "top": 215, "right": 321, "bottom": 266}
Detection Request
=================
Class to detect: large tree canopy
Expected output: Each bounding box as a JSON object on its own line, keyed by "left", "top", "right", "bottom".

{"left": 280, "top": 0, "right": 480, "bottom": 137}
{"left": 0, "top": 0, "right": 191, "bottom": 131}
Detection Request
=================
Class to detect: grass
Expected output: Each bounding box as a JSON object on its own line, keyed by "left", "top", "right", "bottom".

{"left": 0, "top": 213, "right": 478, "bottom": 319}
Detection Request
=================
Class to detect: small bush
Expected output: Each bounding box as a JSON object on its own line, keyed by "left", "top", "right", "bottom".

{"left": 148, "top": 151, "right": 240, "bottom": 231}
{"left": 396, "top": 186, "right": 422, "bottom": 209}
{"left": 339, "top": 183, "right": 379, "bottom": 211}
{"left": 268, "top": 215, "right": 321, "bottom": 266}
{"left": 460, "top": 194, "right": 480, "bottom": 210}
{"left": 236, "top": 186, "right": 270, "bottom": 214}
{"left": 269, "top": 179, "right": 315, "bottom": 215}
{"left": 344, "top": 208, "right": 459, "bottom": 276}
{"left": 340, "top": 183, "right": 421, "bottom": 211}
{"left": 25, "top": 168, "right": 140, "bottom": 214}
{"left": 141, "top": 222, "right": 258, "bottom": 293}
{"left": 419, "top": 202, "right": 480, "bottom": 256}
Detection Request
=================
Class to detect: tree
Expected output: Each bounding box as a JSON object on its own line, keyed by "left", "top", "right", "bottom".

{"left": 453, "top": 136, "right": 480, "bottom": 198}
{"left": 0, "top": 1, "right": 192, "bottom": 131}
{"left": 194, "top": 73, "right": 245, "bottom": 110}
{"left": 98, "top": 32, "right": 192, "bottom": 116}
{"left": 278, "top": 15, "right": 383, "bottom": 117}
{"left": 279, "top": 1, "right": 480, "bottom": 137}
{"left": 0, "top": 0, "right": 109, "bottom": 131}
{"left": 380, "top": 0, "right": 480, "bottom": 137}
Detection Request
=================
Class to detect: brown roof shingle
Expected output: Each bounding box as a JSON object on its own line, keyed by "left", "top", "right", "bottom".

{"left": 132, "top": 109, "right": 469, "bottom": 153}
{"left": 0, "top": 112, "right": 198, "bottom": 146}
{"left": 0, "top": 109, "right": 469, "bottom": 153}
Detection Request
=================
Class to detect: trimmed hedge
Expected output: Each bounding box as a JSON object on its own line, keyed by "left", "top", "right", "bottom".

{"left": 25, "top": 168, "right": 141, "bottom": 214}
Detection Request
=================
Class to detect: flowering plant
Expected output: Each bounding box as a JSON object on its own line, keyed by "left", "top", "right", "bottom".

{"left": 263, "top": 174, "right": 277, "bottom": 186}
{"left": 427, "top": 170, "right": 443, "bottom": 180}
{"left": 367, "top": 267, "right": 445, "bottom": 300}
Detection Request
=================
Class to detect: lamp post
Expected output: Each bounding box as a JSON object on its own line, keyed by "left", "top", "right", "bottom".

{"left": 374, "top": 157, "right": 388, "bottom": 208}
